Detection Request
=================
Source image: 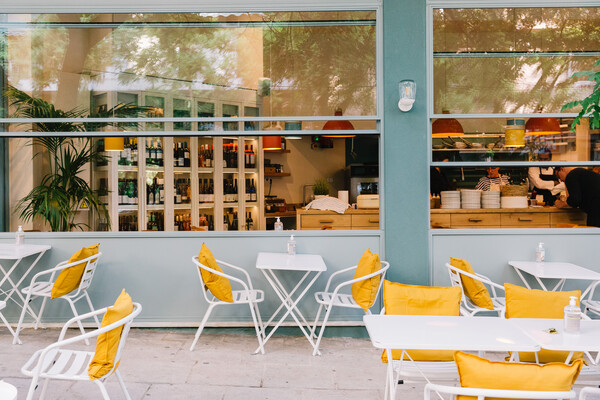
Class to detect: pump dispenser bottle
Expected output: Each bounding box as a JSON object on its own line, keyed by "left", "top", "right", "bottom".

{"left": 564, "top": 296, "right": 581, "bottom": 334}
{"left": 287, "top": 235, "right": 296, "bottom": 255}
{"left": 274, "top": 217, "right": 283, "bottom": 231}
{"left": 15, "top": 225, "right": 24, "bottom": 246}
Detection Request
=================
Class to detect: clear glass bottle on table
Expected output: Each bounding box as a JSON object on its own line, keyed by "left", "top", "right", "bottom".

{"left": 535, "top": 242, "right": 545, "bottom": 263}
{"left": 15, "top": 225, "right": 24, "bottom": 245}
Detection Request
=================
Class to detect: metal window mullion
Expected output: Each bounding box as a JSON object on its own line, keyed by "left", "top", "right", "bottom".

{"left": 0, "top": 116, "right": 379, "bottom": 123}
{"left": 430, "top": 113, "right": 581, "bottom": 119}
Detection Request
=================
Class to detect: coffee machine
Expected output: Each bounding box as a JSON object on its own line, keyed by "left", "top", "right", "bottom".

{"left": 347, "top": 164, "right": 379, "bottom": 204}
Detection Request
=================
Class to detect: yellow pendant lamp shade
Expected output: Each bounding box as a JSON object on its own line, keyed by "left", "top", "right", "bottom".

{"left": 432, "top": 118, "right": 464, "bottom": 137}
{"left": 525, "top": 117, "right": 561, "bottom": 135}
{"left": 322, "top": 108, "right": 355, "bottom": 138}
{"left": 104, "top": 137, "right": 124, "bottom": 151}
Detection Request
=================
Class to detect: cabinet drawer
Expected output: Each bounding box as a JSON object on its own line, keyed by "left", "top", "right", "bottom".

{"left": 551, "top": 211, "right": 587, "bottom": 227}
{"left": 431, "top": 213, "right": 451, "bottom": 228}
{"left": 451, "top": 213, "right": 500, "bottom": 227}
{"left": 300, "top": 214, "right": 351, "bottom": 229}
{"left": 501, "top": 212, "right": 549, "bottom": 227}
{"left": 352, "top": 214, "right": 380, "bottom": 229}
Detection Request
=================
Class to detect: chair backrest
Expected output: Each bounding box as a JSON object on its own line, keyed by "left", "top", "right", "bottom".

{"left": 446, "top": 263, "right": 470, "bottom": 305}
{"left": 425, "top": 383, "right": 575, "bottom": 400}
{"left": 193, "top": 256, "right": 233, "bottom": 304}
{"left": 101, "top": 302, "right": 142, "bottom": 379}
{"left": 73, "top": 252, "right": 102, "bottom": 295}
{"left": 372, "top": 261, "right": 390, "bottom": 305}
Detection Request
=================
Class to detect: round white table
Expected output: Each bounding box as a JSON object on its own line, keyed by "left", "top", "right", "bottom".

{"left": 0, "top": 381, "right": 17, "bottom": 400}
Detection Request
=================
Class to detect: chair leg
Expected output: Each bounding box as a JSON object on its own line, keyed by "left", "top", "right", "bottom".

{"left": 40, "top": 378, "right": 50, "bottom": 399}
{"left": 312, "top": 302, "right": 334, "bottom": 356}
{"left": 35, "top": 296, "right": 49, "bottom": 330}
{"left": 249, "top": 302, "right": 265, "bottom": 355}
{"left": 65, "top": 299, "right": 89, "bottom": 346}
{"left": 25, "top": 375, "right": 38, "bottom": 400}
{"left": 83, "top": 292, "right": 101, "bottom": 328}
{"left": 115, "top": 370, "right": 132, "bottom": 400}
{"left": 94, "top": 380, "right": 111, "bottom": 400}
{"left": 310, "top": 303, "right": 325, "bottom": 339}
{"left": 190, "top": 303, "right": 215, "bottom": 351}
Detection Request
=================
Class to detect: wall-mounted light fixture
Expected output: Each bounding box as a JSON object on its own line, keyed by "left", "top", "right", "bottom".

{"left": 398, "top": 80, "right": 416, "bottom": 112}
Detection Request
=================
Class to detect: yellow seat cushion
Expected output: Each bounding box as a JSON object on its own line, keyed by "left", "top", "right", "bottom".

{"left": 198, "top": 243, "right": 233, "bottom": 303}
{"left": 450, "top": 257, "right": 494, "bottom": 310}
{"left": 51, "top": 244, "right": 100, "bottom": 299}
{"left": 351, "top": 249, "right": 382, "bottom": 311}
{"left": 88, "top": 289, "right": 134, "bottom": 380}
{"left": 505, "top": 283, "right": 583, "bottom": 363}
{"left": 455, "top": 351, "right": 582, "bottom": 400}
{"left": 381, "top": 281, "right": 462, "bottom": 362}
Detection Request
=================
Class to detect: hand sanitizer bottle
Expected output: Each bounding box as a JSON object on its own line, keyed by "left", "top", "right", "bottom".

{"left": 564, "top": 296, "right": 581, "bottom": 334}
{"left": 15, "top": 225, "right": 24, "bottom": 246}
{"left": 274, "top": 217, "right": 283, "bottom": 231}
{"left": 535, "top": 242, "right": 545, "bottom": 263}
{"left": 287, "top": 234, "right": 296, "bottom": 255}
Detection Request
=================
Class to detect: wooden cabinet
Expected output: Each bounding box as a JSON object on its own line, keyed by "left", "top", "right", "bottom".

{"left": 297, "top": 209, "right": 379, "bottom": 230}
{"left": 431, "top": 208, "right": 587, "bottom": 229}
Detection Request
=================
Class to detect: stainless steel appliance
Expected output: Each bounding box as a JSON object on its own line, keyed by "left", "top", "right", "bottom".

{"left": 347, "top": 164, "right": 379, "bottom": 204}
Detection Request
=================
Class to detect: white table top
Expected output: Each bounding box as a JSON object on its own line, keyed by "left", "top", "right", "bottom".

{"left": 363, "top": 315, "right": 540, "bottom": 352}
{"left": 0, "top": 381, "right": 17, "bottom": 400}
{"left": 0, "top": 243, "right": 51, "bottom": 260}
{"left": 508, "top": 261, "right": 600, "bottom": 281}
{"left": 510, "top": 318, "right": 600, "bottom": 352}
{"left": 256, "top": 252, "right": 327, "bottom": 272}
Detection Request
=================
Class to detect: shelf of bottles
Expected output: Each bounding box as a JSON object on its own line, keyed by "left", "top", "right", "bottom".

{"left": 243, "top": 137, "right": 259, "bottom": 231}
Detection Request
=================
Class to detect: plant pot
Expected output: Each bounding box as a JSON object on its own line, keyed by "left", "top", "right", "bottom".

{"left": 314, "top": 195, "right": 328, "bottom": 200}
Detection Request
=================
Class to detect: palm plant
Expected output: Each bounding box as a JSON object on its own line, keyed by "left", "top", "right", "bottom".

{"left": 562, "top": 59, "right": 600, "bottom": 131}
{"left": 7, "top": 86, "right": 143, "bottom": 232}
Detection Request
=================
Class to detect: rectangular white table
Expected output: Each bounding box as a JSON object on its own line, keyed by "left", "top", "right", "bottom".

{"left": 508, "top": 261, "right": 600, "bottom": 298}
{"left": 364, "top": 315, "right": 541, "bottom": 400}
{"left": 510, "top": 318, "right": 600, "bottom": 363}
{"left": 0, "top": 243, "right": 51, "bottom": 343}
{"left": 256, "top": 252, "right": 327, "bottom": 354}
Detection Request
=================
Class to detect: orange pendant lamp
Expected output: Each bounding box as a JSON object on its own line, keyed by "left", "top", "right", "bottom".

{"left": 322, "top": 108, "right": 355, "bottom": 138}
{"left": 104, "top": 137, "right": 124, "bottom": 151}
{"left": 262, "top": 122, "right": 283, "bottom": 150}
{"left": 525, "top": 117, "right": 561, "bottom": 135}
{"left": 432, "top": 118, "right": 464, "bottom": 137}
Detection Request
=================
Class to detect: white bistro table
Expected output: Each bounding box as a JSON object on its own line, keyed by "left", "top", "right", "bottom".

{"left": 508, "top": 261, "right": 600, "bottom": 298}
{"left": 510, "top": 318, "right": 600, "bottom": 364}
{"left": 364, "top": 315, "right": 541, "bottom": 400}
{"left": 0, "top": 244, "right": 51, "bottom": 343}
{"left": 0, "top": 381, "right": 17, "bottom": 400}
{"left": 256, "top": 252, "right": 327, "bottom": 354}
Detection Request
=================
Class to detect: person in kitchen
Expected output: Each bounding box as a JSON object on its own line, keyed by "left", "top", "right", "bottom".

{"left": 528, "top": 148, "right": 564, "bottom": 206}
{"left": 475, "top": 166, "right": 510, "bottom": 191}
{"left": 554, "top": 166, "right": 600, "bottom": 227}
{"left": 430, "top": 151, "right": 452, "bottom": 196}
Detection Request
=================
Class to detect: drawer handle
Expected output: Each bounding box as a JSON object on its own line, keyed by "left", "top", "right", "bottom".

{"left": 319, "top": 219, "right": 334, "bottom": 223}
{"left": 368, "top": 219, "right": 379, "bottom": 223}
{"left": 468, "top": 218, "right": 483, "bottom": 222}
{"left": 518, "top": 217, "right": 533, "bottom": 222}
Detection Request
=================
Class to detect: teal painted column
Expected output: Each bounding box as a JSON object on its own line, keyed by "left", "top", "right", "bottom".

{"left": 383, "top": 0, "right": 429, "bottom": 284}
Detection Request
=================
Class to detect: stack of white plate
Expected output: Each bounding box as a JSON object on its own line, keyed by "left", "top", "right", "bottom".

{"left": 460, "top": 189, "right": 482, "bottom": 209}
{"left": 501, "top": 196, "right": 528, "bottom": 209}
{"left": 481, "top": 191, "right": 501, "bottom": 209}
{"left": 440, "top": 191, "right": 460, "bottom": 209}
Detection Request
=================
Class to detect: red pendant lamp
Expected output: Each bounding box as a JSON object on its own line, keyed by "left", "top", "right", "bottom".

{"left": 322, "top": 108, "right": 355, "bottom": 138}
{"left": 525, "top": 117, "right": 561, "bottom": 135}
{"left": 262, "top": 122, "right": 283, "bottom": 150}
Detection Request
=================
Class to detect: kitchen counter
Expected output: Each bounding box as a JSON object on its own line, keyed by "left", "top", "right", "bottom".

{"left": 431, "top": 207, "right": 587, "bottom": 228}
{"left": 297, "top": 208, "right": 379, "bottom": 230}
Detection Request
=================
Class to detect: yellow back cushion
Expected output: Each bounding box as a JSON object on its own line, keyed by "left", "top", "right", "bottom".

{"left": 351, "top": 249, "right": 382, "bottom": 311}
{"left": 450, "top": 257, "right": 494, "bottom": 310}
{"left": 505, "top": 283, "right": 583, "bottom": 363}
{"left": 198, "top": 243, "right": 233, "bottom": 303}
{"left": 381, "top": 281, "right": 462, "bottom": 362}
{"left": 88, "top": 289, "right": 134, "bottom": 380}
{"left": 51, "top": 244, "right": 100, "bottom": 299}
{"left": 455, "top": 351, "right": 582, "bottom": 400}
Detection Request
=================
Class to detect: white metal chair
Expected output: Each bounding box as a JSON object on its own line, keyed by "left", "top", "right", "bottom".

{"left": 582, "top": 281, "right": 600, "bottom": 318}
{"left": 446, "top": 262, "right": 505, "bottom": 316}
{"left": 310, "top": 261, "right": 390, "bottom": 356}
{"left": 21, "top": 302, "right": 142, "bottom": 400}
{"left": 0, "top": 300, "right": 18, "bottom": 340}
{"left": 14, "top": 253, "right": 102, "bottom": 344}
{"left": 424, "top": 382, "right": 575, "bottom": 400}
{"left": 190, "top": 256, "right": 266, "bottom": 353}
{"left": 580, "top": 387, "right": 600, "bottom": 400}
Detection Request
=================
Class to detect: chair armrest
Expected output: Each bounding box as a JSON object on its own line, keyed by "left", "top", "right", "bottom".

{"left": 216, "top": 259, "right": 255, "bottom": 290}
{"left": 193, "top": 258, "right": 251, "bottom": 292}
{"left": 585, "top": 281, "right": 600, "bottom": 301}
{"left": 329, "top": 266, "right": 387, "bottom": 297}
{"left": 425, "top": 383, "right": 575, "bottom": 400}
{"left": 322, "top": 265, "right": 358, "bottom": 293}
{"left": 28, "top": 253, "right": 102, "bottom": 286}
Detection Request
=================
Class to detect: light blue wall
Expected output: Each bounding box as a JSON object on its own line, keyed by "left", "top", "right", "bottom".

{"left": 0, "top": 231, "right": 382, "bottom": 324}
{"left": 432, "top": 229, "right": 600, "bottom": 294}
{"left": 383, "top": 0, "right": 430, "bottom": 284}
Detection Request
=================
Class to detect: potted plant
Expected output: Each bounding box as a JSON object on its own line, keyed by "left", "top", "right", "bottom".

{"left": 7, "top": 86, "right": 145, "bottom": 232}
{"left": 562, "top": 59, "right": 600, "bottom": 131}
{"left": 313, "top": 178, "right": 330, "bottom": 199}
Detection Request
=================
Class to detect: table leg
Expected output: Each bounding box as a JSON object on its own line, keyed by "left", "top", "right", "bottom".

{"left": 513, "top": 267, "right": 532, "bottom": 289}
{"left": 260, "top": 269, "right": 312, "bottom": 330}
{"left": 550, "top": 279, "right": 565, "bottom": 292}
{"left": 385, "top": 348, "right": 394, "bottom": 400}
